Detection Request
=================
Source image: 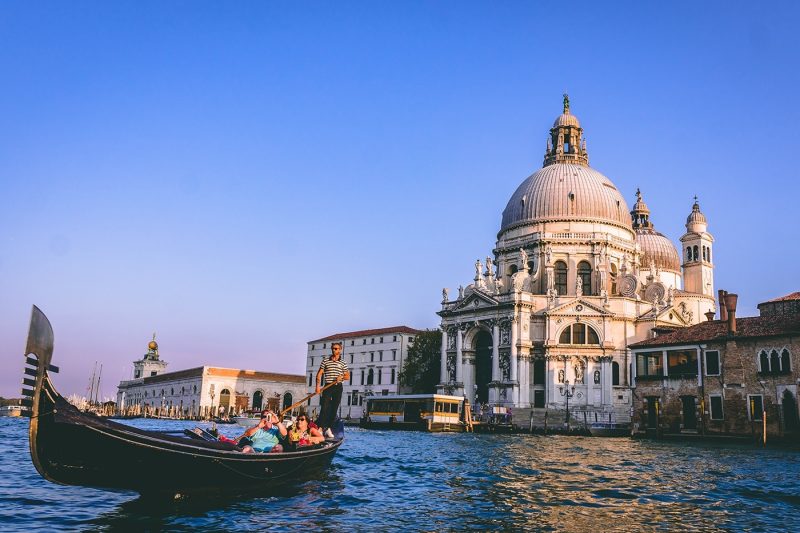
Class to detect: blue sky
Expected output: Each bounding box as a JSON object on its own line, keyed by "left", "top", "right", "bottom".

{"left": 2, "top": 2, "right": 798, "bottom": 398}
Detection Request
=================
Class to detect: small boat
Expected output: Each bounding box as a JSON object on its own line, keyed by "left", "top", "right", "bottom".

{"left": 0, "top": 404, "right": 29, "bottom": 417}
{"left": 588, "top": 422, "right": 630, "bottom": 437}
{"left": 20, "top": 306, "right": 343, "bottom": 498}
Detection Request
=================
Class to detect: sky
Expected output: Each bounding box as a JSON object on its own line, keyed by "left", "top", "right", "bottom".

{"left": 2, "top": 1, "right": 799, "bottom": 399}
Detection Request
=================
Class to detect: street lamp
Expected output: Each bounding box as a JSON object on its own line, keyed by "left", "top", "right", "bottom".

{"left": 559, "top": 378, "right": 576, "bottom": 431}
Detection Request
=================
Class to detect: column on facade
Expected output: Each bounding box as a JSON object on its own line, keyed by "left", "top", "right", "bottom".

{"left": 441, "top": 328, "right": 448, "bottom": 384}
{"left": 602, "top": 357, "right": 611, "bottom": 407}
{"left": 662, "top": 350, "right": 668, "bottom": 379}
{"left": 519, "top": 356, "right": 529, "bottom": 406}
{"left": 455, "top": 327, "right": 463, "bottom": 384}
{"left": 510, "top": 318, "right": 518, "bottom": 405}
{"left": 491, "top": 322, "right": 500, "bottom": 382}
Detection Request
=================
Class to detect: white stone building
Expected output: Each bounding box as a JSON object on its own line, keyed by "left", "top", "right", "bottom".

{"left": 116, "top": 339, "right": 306, "bottom": 418}
{"left": 437, "top": 96, "right": 717, "bottom": 422}
{"left": 306, "top": 326, "right": 422, "bottom": 419}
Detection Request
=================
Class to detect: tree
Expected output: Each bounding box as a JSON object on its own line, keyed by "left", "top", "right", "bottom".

{"left": 399, "top": 329, "right": 441, "bottom": 393}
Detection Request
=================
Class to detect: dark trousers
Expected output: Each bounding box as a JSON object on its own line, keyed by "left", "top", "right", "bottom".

{"left": 318, "top": 383, "right": 343, "bottom": 429}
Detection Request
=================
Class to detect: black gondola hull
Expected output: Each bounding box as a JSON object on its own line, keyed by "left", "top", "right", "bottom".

{"left": 23, "top": 307, "right": 342, "bottom": 497}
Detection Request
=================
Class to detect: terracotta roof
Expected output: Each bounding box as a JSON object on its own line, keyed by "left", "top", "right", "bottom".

{"left": 630, "top": 314, "right": 800, "bottom": 349}
{"left": 134, "top": 366, "right": 304, "bottom": 385}
{"left": 311, "top": 326, "right": 422, "bottom": 343}
{"left": 206, "top": 367, "right": 305, "bottom": 383}
{"left": 765, "top": 292, "right": 800, "bottom": 303}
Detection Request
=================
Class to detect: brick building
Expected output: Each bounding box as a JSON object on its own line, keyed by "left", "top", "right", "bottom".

{"left": 629, "top": 291, "right": 800, "bottom": 440}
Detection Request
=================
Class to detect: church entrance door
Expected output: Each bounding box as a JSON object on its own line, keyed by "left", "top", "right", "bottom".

{"left": 474, "top": 331, "right": 492, "bottom": 405}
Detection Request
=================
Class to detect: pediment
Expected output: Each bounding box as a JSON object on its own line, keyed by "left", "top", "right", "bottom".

{"left": 453, "top": 290, "right": 499, "bottom": 311}
{"left": 546, "top": 298, "right": 612, "bottom": 317}
{"left": 636, "top": 304, "right": 691, "bottom": 326}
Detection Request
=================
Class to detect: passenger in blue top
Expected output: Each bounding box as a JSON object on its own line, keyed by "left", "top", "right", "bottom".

{"left": 241, "top": 410, "right": 287, "bottom": 453}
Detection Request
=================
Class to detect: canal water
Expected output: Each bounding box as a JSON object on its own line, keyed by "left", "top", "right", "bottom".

{"left": 1, "top": 417, "right": 799, "bottom": 531}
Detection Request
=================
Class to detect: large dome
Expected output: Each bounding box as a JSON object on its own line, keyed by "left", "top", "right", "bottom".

{"left": 500, "top": 163, "right": 632, "bottom": 231}
{"left": 635, "top": 228, "right": 681, "bottom": 272}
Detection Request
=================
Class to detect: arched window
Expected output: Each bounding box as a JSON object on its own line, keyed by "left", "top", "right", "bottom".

{"left": 610, "top": 263, "right": 618, "bottom": 295}
{"left": 283, "top": 392, "right": 292, "bottom": 410}
{"left": 707, "top": 248, "right": 711, "bottom": 263}
{"left": 693, "top": 245, "right": 699, "bottom": 262}
{"left": 367, "top": 368, "right": 374, "bottom": 385}
{"left": 577, "top": 261, "right": 592, "bottom": 295}
{"left": 612, "top": 361, "right": 620, "bottom": 386}
{"left": 782, "top": 349, "right": 791, "bottom": 373}
{"left": 555, "top": 261, "right": 568, "bottom": 295}
{"left": 771, "top": 350, "right": 781, "bottom": 373}
{"left": 558, "top": 323, "right": 601, "bottom": 345}
{"left": 252, "top": 390, "right": 264, "bottom": 410}
{"left": 759, "top": 350, "right": 769, "bottom": 372}
{"left": 686, "top": 247, "right": 692, "bottom": 261}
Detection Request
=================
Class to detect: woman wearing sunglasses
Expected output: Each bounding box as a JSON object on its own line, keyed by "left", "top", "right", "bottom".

{"left": 288, "top": 412, "right": 325, "bottom": 449}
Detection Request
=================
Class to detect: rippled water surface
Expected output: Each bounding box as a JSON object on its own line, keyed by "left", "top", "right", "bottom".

{"left": 1, "top": 418, "right": 799, "bottom": 531}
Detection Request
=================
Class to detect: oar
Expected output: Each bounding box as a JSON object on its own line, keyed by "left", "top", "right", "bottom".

{"left": 280, "top": 379, "right": 341, "bottom": 417}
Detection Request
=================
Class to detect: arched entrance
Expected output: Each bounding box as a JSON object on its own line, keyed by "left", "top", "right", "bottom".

{"left": 474, "top": 330, "right": 492, "bottom": 404}
{"left": 252, "top": 390, "right": 264, "bottom": 410}
{"left": 283, "top": 392, "right": 293, "bottom": 411}
{"left": 219, "top": 388, "right": 231, "bottom": 415}
{"left": 783, "top": 390, "right": 799, "bottom": 432}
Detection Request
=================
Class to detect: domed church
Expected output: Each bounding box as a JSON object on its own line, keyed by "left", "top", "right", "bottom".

{"left": 437, "top": 96, "right": 716, "bottom": 420}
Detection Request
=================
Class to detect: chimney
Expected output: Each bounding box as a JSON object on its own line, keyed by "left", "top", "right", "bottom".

{"left": 705, "top": 311, "right": 716, "bottom": 322}
{"left": 718, "top": 289, "right": 728, "bottom": 321}
{"left": 723, "top": 293, "right": 738, "bottom": 335}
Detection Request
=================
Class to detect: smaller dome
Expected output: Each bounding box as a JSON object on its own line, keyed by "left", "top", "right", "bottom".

{"left": 686, "top": 198, "right": 706, "bottom": 225}
{"left": 631, "top": 188, "right": 650, "bottom": 215}
{"left": 636, "top": 229, "right": 681, "bottom": 272}
{"left": 553, "top": 112, "right": 580, "bottom": 128}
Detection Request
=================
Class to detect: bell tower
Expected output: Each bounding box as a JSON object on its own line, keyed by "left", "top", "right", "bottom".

{"left": 680, "top": 198, "right": 714, "bottom": 296}
{"left": 133, "top": 333, "right": 168, "bottom": 379}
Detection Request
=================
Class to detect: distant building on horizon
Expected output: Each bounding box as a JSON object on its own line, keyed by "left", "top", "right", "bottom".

{"left": 305, "top": 326, "right": 422, "bottom": 419}
{"left": 116, "top": 338, "right": 305, "bottom": 418}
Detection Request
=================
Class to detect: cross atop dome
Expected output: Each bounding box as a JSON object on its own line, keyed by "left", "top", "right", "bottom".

{"left": 544, "top": 95, "right": 588, "bottom": 167}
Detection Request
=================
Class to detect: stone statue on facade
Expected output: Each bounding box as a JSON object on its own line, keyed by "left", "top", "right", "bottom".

{"left": 576, "top": 276, "right": 583, "bottom": 297}
{"left": 457, "top": 285, "right": 464, "bottom": 299}
{"left": 545, "top": 243, "right": 552, "bottom": 265}
{"left": 594, "top": 369, "right": 601, "bottom": 384}
{"left": 519, "top": 248, "right": 529, "bottom": 271}
{"left": 442, "top": 287, "right": 449, "bottom": 303}
{"left": 475, "top": 259, "right": 482, "bottom": 281}
{"left": 575, "top": 362, "right": 585, "bottom": 384}
{"left": 485, "top": 256, "right": 494, "bottom": 277}
{"left": 558, "top": 369, "right": 565, "bottom": 384}
{"left": 494, "top": 278, "right": 503, "bottom": 295}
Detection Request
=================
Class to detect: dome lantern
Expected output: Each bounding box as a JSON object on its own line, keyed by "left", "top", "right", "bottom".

{"left": 543, "top": 94, "right": 589, "bottom": 167}
{"left": 631, "top": 189, "right": 681, "bottom": 272}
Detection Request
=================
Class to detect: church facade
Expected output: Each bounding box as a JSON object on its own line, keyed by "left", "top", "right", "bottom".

{"left": 437, "top": 97, "right": 717, "bottom": 422}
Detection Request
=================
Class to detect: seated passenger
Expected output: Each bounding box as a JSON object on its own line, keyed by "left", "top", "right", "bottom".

{"left": 287, "top": 413, "right": 324, "bottom": 449}
{"left": 241, "top": 410, "right": 287, "bottom": 453}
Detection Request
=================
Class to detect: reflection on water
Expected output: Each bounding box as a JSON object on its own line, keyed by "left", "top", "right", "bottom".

{"left": 1, "top": 418, "right": 799, "bottom": 531}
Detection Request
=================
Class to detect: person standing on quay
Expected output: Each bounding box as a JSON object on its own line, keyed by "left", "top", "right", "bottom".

{"left": 316, "top": 342, "right": 350, "bottom": 439}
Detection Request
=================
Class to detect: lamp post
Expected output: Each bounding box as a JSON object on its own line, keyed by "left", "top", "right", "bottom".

{"left": 559, "top": 378, "right": 576, "bottom": 431}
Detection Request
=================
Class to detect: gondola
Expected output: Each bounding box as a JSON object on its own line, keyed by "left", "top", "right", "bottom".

{"left": 21, "top": 306, "right": 343, "bottom": 498}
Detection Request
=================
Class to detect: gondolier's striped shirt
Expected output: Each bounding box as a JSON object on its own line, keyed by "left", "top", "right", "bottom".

{"left": 320, "top": 357, "right": 348, "bottom": 385}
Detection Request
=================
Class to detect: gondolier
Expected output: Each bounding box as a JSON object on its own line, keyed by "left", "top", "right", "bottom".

{"left": 316, "top": 342, "right": 350, "bottom": 439}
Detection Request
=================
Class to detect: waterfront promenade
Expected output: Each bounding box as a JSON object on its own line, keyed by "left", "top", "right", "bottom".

{"left": 2, "top": 417, "right": 799, "bottom": 531}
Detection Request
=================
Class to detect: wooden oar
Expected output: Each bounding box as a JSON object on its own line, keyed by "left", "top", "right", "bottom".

{"left": 280, "top": 379, "right": 341, "bottom": 417}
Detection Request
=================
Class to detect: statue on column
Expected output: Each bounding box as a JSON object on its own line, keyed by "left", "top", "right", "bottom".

{"left": 486, "top": 256, "right": 494, "bottom": 277}
{"left": 475, "top": 259, "right": 482, "bottom": 281}
{"left": 458, "top": 285, "right": 464, "bottom": 299}
{"left": 519, "top": 248, "right": 529, "bottom": 271}
{"left": 442, "top": 287, "right": 449, "bottom": 303}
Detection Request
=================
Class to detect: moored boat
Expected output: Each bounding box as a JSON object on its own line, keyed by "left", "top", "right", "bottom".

{"left": 360, "top": 394, "right": 470, "bottom": 432}
{"left": 588, "top": 422, "right": 630, "bottom": 437}
{"left": 20, "top": 306, "right": 343, "bottom": 498}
